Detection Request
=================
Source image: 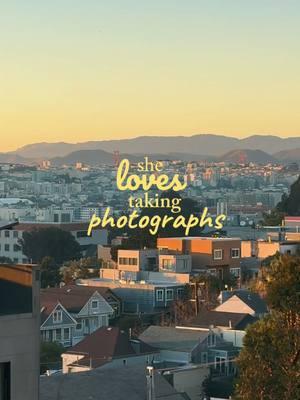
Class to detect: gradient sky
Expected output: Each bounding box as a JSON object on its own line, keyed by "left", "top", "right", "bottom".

{"left": 1, "top": 0, "right": 300, "bottom": 151}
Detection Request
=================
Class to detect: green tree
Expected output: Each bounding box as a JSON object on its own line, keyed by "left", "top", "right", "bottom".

{"left": 234, "top": 254, "right": 300, "bottom": 399}
{"left": 62, "top": 257, "right": 100, "bottom": 284}
{"left": 20, "top": 227, "right": 81, "bottom": 264}
{"left": 40, "top": 341, "right": 64, "bottom": 374}
{"left": 277, "top": 176, "right": 300, "bottom": 215}
{"left": 235, "top": 313, "right": 300, "bottom": 400}
{"left": 40, "top": 256, "right": 61, "bottom": 288}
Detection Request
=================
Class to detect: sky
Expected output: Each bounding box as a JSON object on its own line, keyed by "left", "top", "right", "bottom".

{"left": 1, "top": 0, "right": 300, "bottom": 151}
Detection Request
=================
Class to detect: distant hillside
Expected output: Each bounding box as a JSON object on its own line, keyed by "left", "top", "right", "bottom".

{"left": 218, "top": 149, "right": 277, "bottom": 164}
{"left": 274, "top": 148, "right": 300, "bottom": 162}
{"left": 50, "top": 150, "right": 214, "bottom": 166}
{"left": 15, "top": 134, "right": 239, "bottom": 158}
{"left": 5, "top": 133, "right": 300, "bottom": 164}
{"left": 0, "top": 153, "right": 32, "bottom": 164}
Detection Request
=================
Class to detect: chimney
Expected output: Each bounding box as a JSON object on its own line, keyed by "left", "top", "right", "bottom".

{"left": 146, "top": 366, "right": 155, "bottom": 400}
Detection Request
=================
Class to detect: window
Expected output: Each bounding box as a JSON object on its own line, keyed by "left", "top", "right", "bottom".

{"left": 53, "top": 310, "right": 62, "bottom": 323}
{"left": 201, "top": 352, "right": 208, "bottom": 364}
{"left": 177, "top": 288, "right": 184, "bottom": 299}
{"left": 4, "top": 244, "right": 9, "bottom": 252}
{"left": 156, "top": 289, "right": 164, "bottom": 301}
{"left": 0, "top": 362, "right": 11, "bottom": 400}
{"left": 4, "top": 231, "right": 10, "bottom": 238}
{"left": 91, "top": 300, "right": 98, "bottom": 309}
{"left": 101, "top": 315, "right": 107, "bottom": 326}
{"left": 119, "top": 257, "right": 138, "bottom": 265}
{"left": 230, "top": 268, "right": 241, "bottom": 278}
{"left": 13, "top": 258, "right": 19, "bottom": 264}
{"left": 76, "top": 322, "right": 82, "bottom": 330}
{"left": 209, "top": 269, "right": 217, "bottom": 276}
{"left": 162, "top": 259, "right": 173, "bottom": 270}
{"left": 215, "top": 357, "right": 226, "bottom": 374}
{"left": 166, "top": 289, "right": 173, "bottom": 301}
{"left": 13, "top": 231, "right": 18, "bottom": 238}
{"left": 76, "top": 231, "right": 88, "bottom": 238}
{"left": 208, "top": 333, "right": 216, "bottom": 347}
{"left": 13, "top": 244, "right": 21, "bottom": 252}
{"left": 213, "top": 249, "right": 223, "bottom": 260}
{"left": 231, "top": 248, "right": 240, "bottom": 258}
{"left": 63, "top": 328, "right": 70, "bottom": 340}
{"left": 55, "top": 329, "right": 62, "bottom": 341}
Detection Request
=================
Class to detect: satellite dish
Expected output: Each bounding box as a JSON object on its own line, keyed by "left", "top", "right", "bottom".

{"left": 240, "top": 221, "right": 246, "bottom": 226}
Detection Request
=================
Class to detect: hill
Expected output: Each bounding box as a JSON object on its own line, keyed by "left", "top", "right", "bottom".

{"left": 274, "top": 148, "right": 300, "bottom": 162}
{"left": 218, "top": 149, "right": 277, "bottom": 164}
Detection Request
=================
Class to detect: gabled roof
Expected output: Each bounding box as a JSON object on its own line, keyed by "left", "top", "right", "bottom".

{"left": 40, "top": 301, "right": 77, "bottom": 326}
{"left": 65, "top": 327, "right": 157, "bottom": 368}
{"left": 40, "top": 285, "right": 117, "bottom": 314}
{"left": 139, "top": 325, "right": 209, "bottom": 352}
{"left": 219, "top": 290, "right": 268, "bottom": 314}
{"left": 186, "top": 309, "right": 257, "bottom": 330}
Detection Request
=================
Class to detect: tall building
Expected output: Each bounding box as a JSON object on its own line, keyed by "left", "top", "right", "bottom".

{"left": 0, "top": 264, "right": 40, "bottom": 400}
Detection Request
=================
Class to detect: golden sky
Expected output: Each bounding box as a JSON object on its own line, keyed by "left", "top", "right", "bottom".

{"left": 1, "top": 1, "right": 300, "bottom": 151}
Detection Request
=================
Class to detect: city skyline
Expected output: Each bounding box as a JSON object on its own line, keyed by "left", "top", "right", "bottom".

{"left": 1, "top": 1, "right": 300, "bottom": 151}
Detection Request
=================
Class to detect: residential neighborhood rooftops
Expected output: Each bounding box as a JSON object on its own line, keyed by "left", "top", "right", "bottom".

{"left": 139, "top": 326, "right": 209, "bottom": 352}
{"left": 40, "top": 364, "right": 185, "bottom": 400}
{"left": 217, "top": 290, "right": 268, "bottom": 315}
{"left": 186, "top": 309, "right": 257, "bottom": 330}
{"left": 64, "top": 326, "right": 158, "bottom": 368}
{"left": 40, "top": 285, "right": 116, "bottom": 320}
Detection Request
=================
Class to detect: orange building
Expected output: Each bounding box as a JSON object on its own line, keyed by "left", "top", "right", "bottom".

{"left": 157, "top": 237, "right": 241, "bottom": 279}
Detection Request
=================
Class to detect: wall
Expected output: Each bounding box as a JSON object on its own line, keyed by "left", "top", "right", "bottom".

{"left": 0, "top": 265, "right": 40, "bottom": 400}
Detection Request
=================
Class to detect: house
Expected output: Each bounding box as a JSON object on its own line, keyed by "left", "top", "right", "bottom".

{"left": 158, "top": 253, "right": 192, "bottom": 273}
{"left": 40, "top": 365, "right": 186, "bottom": 400}
{"left": 40, "top": 285, "right": 119, "bottom": 346}
{"left": 0, "top": 263, "right": 40, "bottom": 400}
{"left": 78, "top": 277, "right": 187, "bottom": 314}
{"left": 157, "top": 237, "right": 242, "bottom": 279}
{"left": 117, "top": 249, "right": 158, "bottom": 272}
{"left": 139, "top": 325, "right": 211, "bottom": 365}
{"left": 139, "top": 325, "right": 240, "bottom": 378}
{"left": 62, "top": 326, "right": 158, "bottom": 373}
{"left": 215, "top": 290, "right": 268, "bottom": 318}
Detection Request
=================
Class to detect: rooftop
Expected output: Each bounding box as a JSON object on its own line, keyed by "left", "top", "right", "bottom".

{"left": 139, "top": 326, "right": 209, "bottom": 352}
{"left": 40, "top": 365, "right": 185, "bottom": 400}
{"left": 65, "top": 327, "right": 157, "bottom": 368}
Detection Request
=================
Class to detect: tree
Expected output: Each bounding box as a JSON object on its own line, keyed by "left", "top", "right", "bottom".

{"left": 277, "top": 176, "right": 300, "bottom": 215}
{"left": 40, "top": 341, "right": 64, "bottom": 374}
{"left": 40, "top": 256, "right": 61, "bottom": 288}
{"left": 62, "top": 257, "right": 101, "bottom": 284}
{"left": 20, "top": 227, "right": 81, "bottom": 264}
{"left": 235, "top": 313, "right": 300, "bottom": 400}
{"left": 234, "top": 254, "right": 300, "bottom": 399}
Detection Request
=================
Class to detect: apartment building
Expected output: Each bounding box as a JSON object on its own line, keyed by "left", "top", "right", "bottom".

{"left": 157, "top": 237, "right": 242, "bottom": 279}
{"left": 0, "top": 263, "right": 40, "bottom": 400}
{"left": 117, "top": 249, "right": 158, "bottom": 272}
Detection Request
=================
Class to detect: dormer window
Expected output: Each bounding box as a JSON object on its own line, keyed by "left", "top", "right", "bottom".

{"left": 91, "top": 300, "right": 99, "bottom": 309}
{"left": 53, "top": 310, "right": 62, "bottom": 323}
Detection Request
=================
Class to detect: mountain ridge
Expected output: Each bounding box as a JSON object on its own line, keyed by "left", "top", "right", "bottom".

{"left": 9, "top": 133, "right": 300, "bottom": 159}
